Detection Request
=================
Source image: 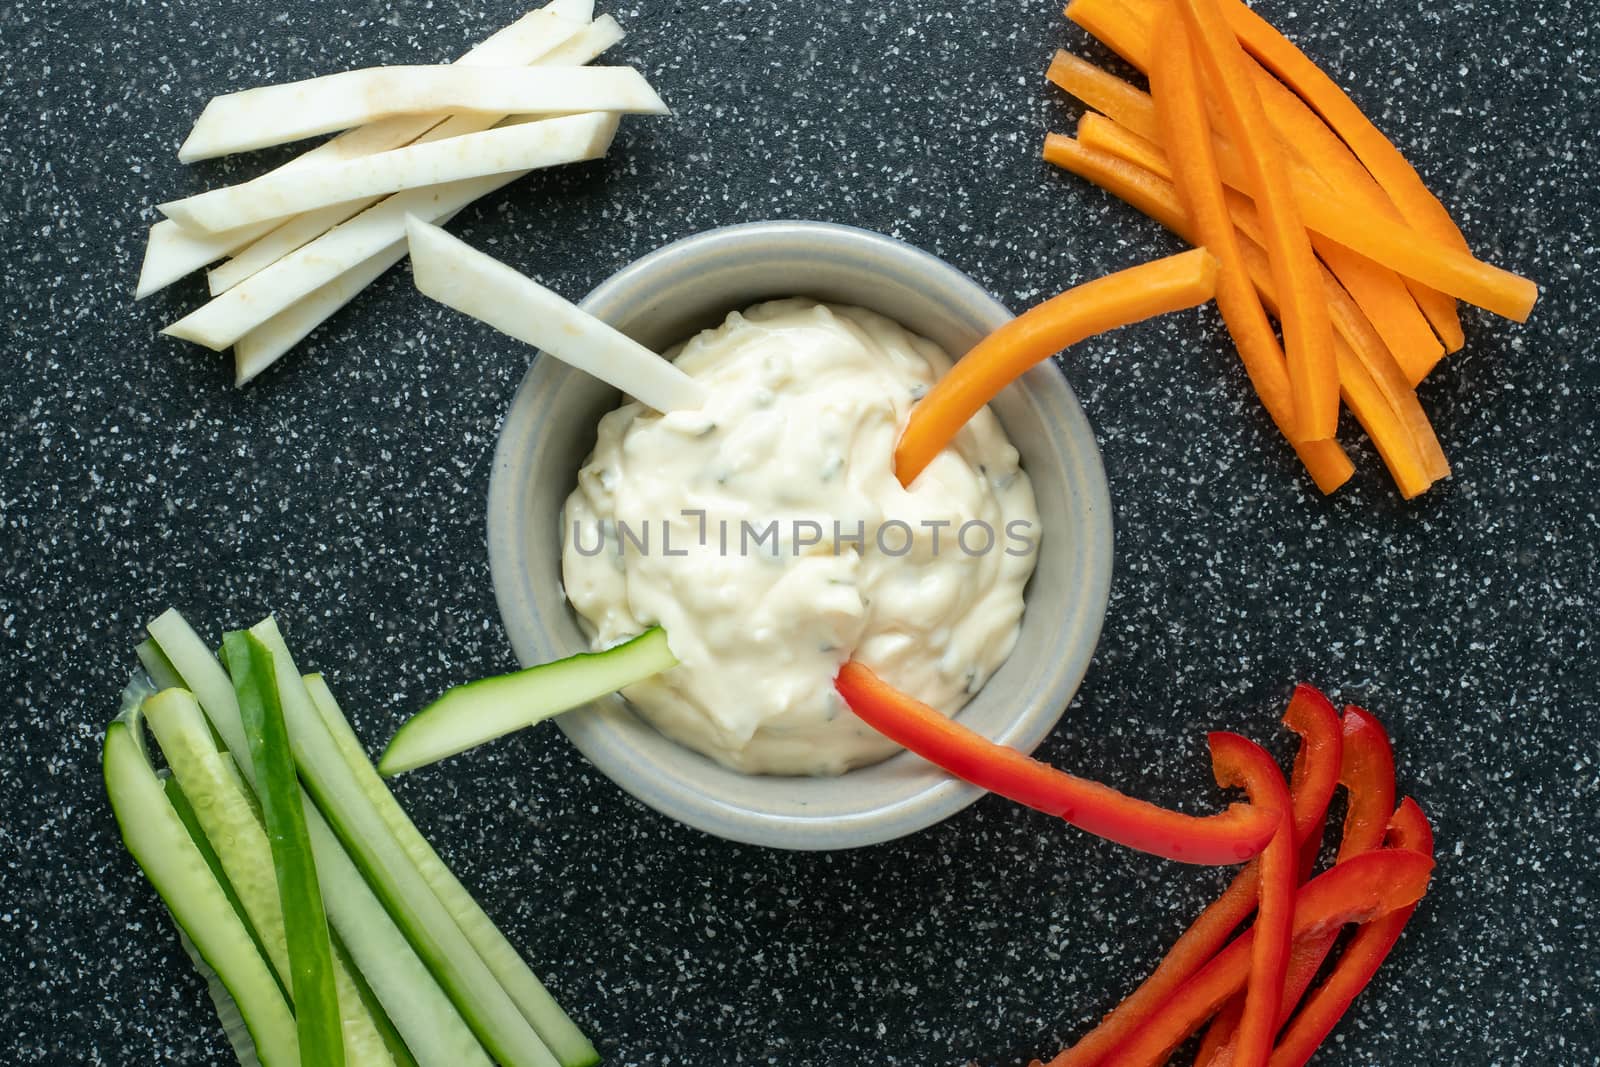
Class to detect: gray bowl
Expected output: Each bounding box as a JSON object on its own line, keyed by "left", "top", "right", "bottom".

{"left": 486, "top": 220, "right": 1113, "bottom": 850}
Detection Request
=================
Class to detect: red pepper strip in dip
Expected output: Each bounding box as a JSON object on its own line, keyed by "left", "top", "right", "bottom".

{"left": 1267, "top": 799, "right": 1435, "bottom": 1067}
{"left": 833, "top": 661, "right": 1275, "bottom": 865}
{"left": 1042, "top": 686, "right": 1341, "bottom": 1067}
{"left": 1207, "top": 733, "right": 1294, "bottom": 1067}
{"left": 1204, "top": 707, "right": 1399, "bottom": 1067}
{"left": 1104, "top": 849, "right": 1435, "bottom": 1067}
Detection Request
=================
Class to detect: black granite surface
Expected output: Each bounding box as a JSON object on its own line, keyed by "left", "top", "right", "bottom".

{"left": 3, "top": 0, "right": 1597, "bottom": 1063}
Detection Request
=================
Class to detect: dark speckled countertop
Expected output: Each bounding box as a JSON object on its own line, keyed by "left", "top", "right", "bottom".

{"left": 2, "top": 0, "right": 1597, "bottom": 1063}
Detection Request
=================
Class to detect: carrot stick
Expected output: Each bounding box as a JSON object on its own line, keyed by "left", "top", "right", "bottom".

{"left": 1075, "top": 115, "right": 1450, "bottom": 457}
{"left": 1290, "top": 182, "right": 1537, "bottom": 322}
{"left": 893, "top": 249, "right": 1219, "bottom": 486}
{"left": 1172, "top": 0, "right": 1340, "bottom": 441}
{"left": 1077, "top": 111, "right": 1442, "bottom": 384}
{"left": 1406, "top": 278, "right": 1467, "bottom": 356}
{"left": 1318, "top": 246, "right": 1444, "bottom": 386}
{"left": 1070, "top": 0, "right": 1475, "bottom": 351}
{"left": 1242, "top": 69, "right": 1451, "bottom": 368}
{"left": 1050, "top": 45, "right": 1531, "bottom": 340}
{"left": 1042, "top": 135, "right": 1353, "bottom": 494}
{"left": 1044, "top": 136, "right": 1438, "bottom": 496}
{"left": 1064, "top": 0, "right": 1150, "bottom": 69}
{"left": 1147, "top": 18, "right": 1308, "bottom": 438}
{"left": 1211, "top": 0, "right": 1470, "bottom": 252}
{"left": 1047, "top": 50, "right": 1162, "bottom": 142}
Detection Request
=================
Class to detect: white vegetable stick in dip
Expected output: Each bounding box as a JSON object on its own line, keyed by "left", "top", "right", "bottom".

{"left": 167, "top": 117, "right": 610, "bottom": 233}
{"left": 405, "top": 217, "right": 707, "bottom": 413}
{"left": 136, "top": 0, "right": 590, "bottom": 297}
{"left": 178, "top": 66, "right": 666, "bottom": 161}
{"left": 206, "top": 14, "right": 625, "bottom": 297}
{"left": 163, "top": 112, "right": 620, "bottom": 350}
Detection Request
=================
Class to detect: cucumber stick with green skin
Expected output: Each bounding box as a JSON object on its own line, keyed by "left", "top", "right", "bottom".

{"left": 146, "top": 609, "right": 492, "bottom": 1067}
{"left": 336, "top": 932, "right": 423, "bottom": 1067}
{"left": 145, "top": 687, "right": 396, "bottom": 1067}
{"left": 137, "top": 638, "right": 185, "bottom": 692}
{"left": 379, "top": 627, "right": 677, "bottom": 775}
{"left": 247, "top": 617, "right": 562, "bottom": 1067}
{"left": 226, "top": 631, "right": 346, "bottom": 1067}
{"left": 305, "top": 673, "right": 598, "bottom": 1067}
{"left": 103, "top": 705, "right": 299, "bottom": 1067}
{"left": 162, "top": 773, "right": 289, "bottom": 1010}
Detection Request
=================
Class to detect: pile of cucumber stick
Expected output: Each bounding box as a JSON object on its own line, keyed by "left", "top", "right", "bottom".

{"left": 105, "top": 608, "right": 597, "bottom": 1067}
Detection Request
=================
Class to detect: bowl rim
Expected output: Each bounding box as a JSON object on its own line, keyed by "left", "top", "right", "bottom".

{"left": 487, "top": 219, "right": 1114, "bottom": 849}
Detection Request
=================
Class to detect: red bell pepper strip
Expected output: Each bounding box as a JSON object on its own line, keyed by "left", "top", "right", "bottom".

{"left": 1201, "top": 706, "right": 1399, "bottom": 1067}
{"left": 1207, "top": 733, "right": 1294, "bottom": 1067}
{"left": 1283, "top": 685, "right": 1342, "bottom": 880}
{"left": 1193, "top": 997, "right": 1243, "bottom": 1066}
{"left": 1104, "top": 848, "right": 1435, "bottom": 1067}
{"left": 1266, "top": 798, "right": 1433, "bottom": 1067}
{"left": 833, "top": 661, "right": 1276, "bottom": 865}
{"left": 1043, "top": 686, "right": 1341, "bottom": 1067}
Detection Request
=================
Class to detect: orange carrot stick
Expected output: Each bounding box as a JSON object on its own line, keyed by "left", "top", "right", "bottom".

{"left": 1076, "top": 114, "right": 1447, "bottom": 394}
{"left": 893, "top": 249, "right": 1219, "bottom": 486}
{"left": 1074, "top": 113, "right": 1448, "bottom": 485}
{"left": 1044, "top": 136, "right": 1439, "bottom": 496}
{"left": 1319, "top": 246, "right": 1444, "bottom": 386}
{"left": 1075, "top": 0, "right": 1472, "bottom": 350}
{"left": 1147, "top": 18, "right": 1304, "bottom": 437}
{"left": 1242, "top": 70, "right": 1453, "bottom": 367}
{"left": 1047, "top": 50, "right": 1163, "bottom": 142}
{"left": 1172, "top": 0, "right": 1340, "bottom": 441}
{"left": 1290, "top": 182, "right": 1537, "bottom": 322}
{"left": 1050, "top": 46, "right": 1527, "bottom": 340}
{"left": 1042, "top": 135, "right": 1354, "bottom": 494}
{"left": 1212, "top": 0, "right": 1470, "bottom": 252}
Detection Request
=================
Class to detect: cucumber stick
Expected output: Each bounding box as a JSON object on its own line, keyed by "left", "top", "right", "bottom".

{"left": 305, "top": 673, "right": 598, "bottom": 1067}
{"left": 145, "top": 688, "right": 396, "bottom": 1067}
{"left": 164, "top": 772, "right": 274, "bottom": 1067}
{"left": 336, "top": 932, "right": 423, "bottom": 1067}
{"left": 103, "top": 706, "right": 299, "bottom": 1067}
{"left": 146, "top": 609, "right": 492, "bottom": 1067}
{"left": 162, "top": 774, "right": 287, "bottom": 1007}
{"left": 379, "top": 626, "right": 677, "bottom": 775}
{"left": 248, "top": 617, "right": 562, "bottom": 1067}
{"left": 179, "top": 929, "right": 266, "bottom": 1067}
{"left": 137, "top": 638, "right": 185, "bottom": 692}
{"left": 225, "top": 632, "right": 345, "bottom": 1067}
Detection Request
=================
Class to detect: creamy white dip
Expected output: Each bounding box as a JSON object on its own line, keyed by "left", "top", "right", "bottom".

{"left": 560, "top": 299, "right": 1041, "bottom": 776}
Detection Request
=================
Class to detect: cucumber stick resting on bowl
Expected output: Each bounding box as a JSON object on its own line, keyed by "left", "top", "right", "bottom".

{"left": 108, "top": 609, "right": 599, "bottom": 1067}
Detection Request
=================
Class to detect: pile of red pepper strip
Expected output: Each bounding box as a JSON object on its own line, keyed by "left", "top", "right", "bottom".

{"left": 830, "top": 666, "right": 1435, "bottom": 1067}
{"left": 1195, "top": 707, "right": 1399, "bottom": 1065}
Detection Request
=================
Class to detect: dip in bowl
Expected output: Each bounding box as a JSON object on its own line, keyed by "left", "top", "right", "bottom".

{"left": 487, "top": 220, "right": 1112, "bottom": 849}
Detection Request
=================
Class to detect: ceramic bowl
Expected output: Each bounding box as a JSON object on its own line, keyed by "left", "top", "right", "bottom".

{"left": 486, "top": 220, "right": 1113, "bottom": 849}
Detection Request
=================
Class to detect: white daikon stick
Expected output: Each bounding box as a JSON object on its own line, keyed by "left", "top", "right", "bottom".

{"left": 137, "top": 1, "right": 589, "bottom": 298}
{"left": 137, "top": 219, "right": 266, "bottom": 299}
{"left": 231, "top": 208, "right": 467, "bottom": 385}
{"left": 163, "top": 112, "right": 620, "bottom": 351}
{"left": 207, "top": 207, "right": 357, "bottom": 297}
{"left": 168, "top": 117, "right": 594, "bottom": 233}
{"left": 205, "top": 15, "right": 625, "bottom": 297}
{"left": 179, "top": 66, "right": 665, "bottom": 161}
{"left": 405, "top": 217, "right": 706, "bottom": 413}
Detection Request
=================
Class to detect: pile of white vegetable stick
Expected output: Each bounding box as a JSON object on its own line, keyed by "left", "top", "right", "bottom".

{"left": 137, "top": 0, "right": 665, "bottom": 386}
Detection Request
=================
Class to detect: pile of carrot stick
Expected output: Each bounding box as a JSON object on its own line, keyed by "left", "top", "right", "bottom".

{"left": 1043, "top": 0, "right": 1537, "bottom": 498}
